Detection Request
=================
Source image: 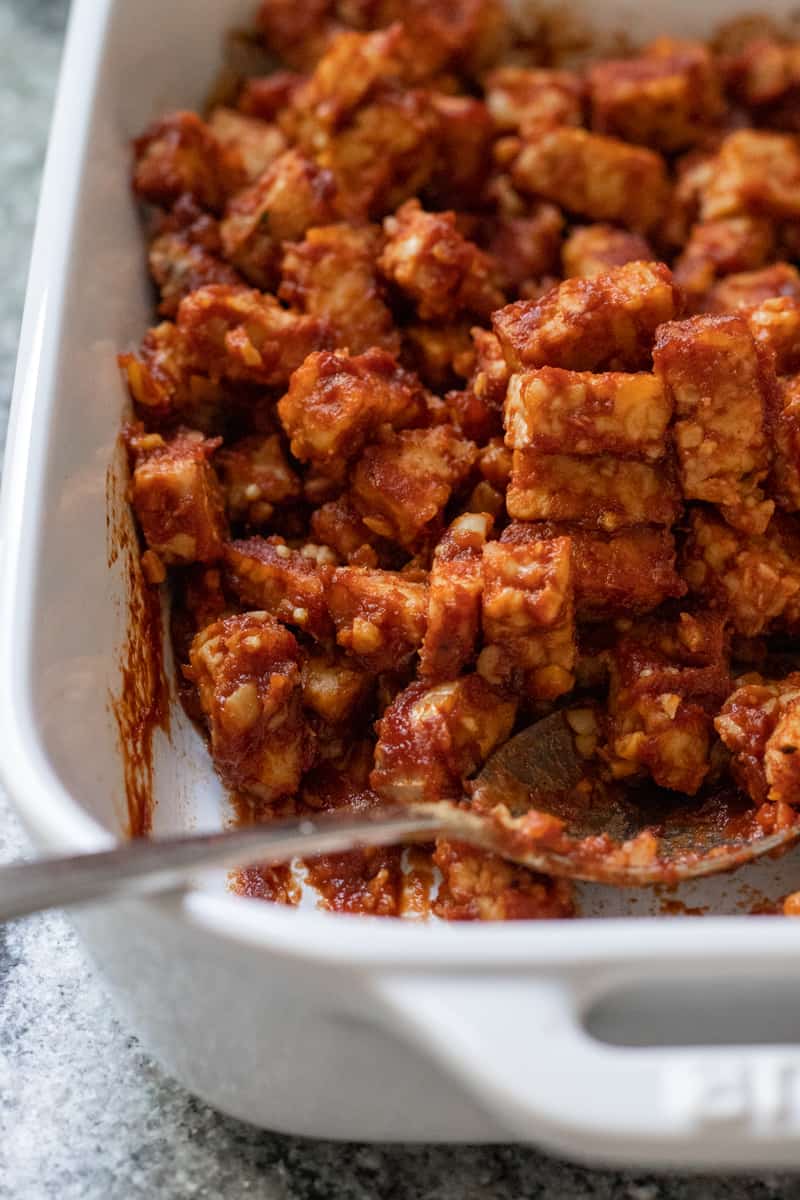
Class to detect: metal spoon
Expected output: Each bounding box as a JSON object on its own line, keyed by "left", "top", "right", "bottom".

{"left": 2, "top": 711, "right": 796, "bottom": 920}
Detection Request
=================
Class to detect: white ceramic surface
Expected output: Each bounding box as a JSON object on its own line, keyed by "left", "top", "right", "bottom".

{"left": 7, "top": 0, "right": 800, "bottom": 1166}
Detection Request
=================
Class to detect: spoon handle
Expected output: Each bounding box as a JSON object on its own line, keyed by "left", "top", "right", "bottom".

{"left": 0, "top": 809, "right": 440, "bottom": 922}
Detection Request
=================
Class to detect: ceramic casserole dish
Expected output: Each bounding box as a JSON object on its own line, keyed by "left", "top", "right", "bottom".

{"left": 8, "top": 0, "right": 800, "bottom": 1168}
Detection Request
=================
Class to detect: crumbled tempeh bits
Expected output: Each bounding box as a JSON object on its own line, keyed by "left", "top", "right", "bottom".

{"left": 121, "top": 1, "right": 800, "bottom": 920}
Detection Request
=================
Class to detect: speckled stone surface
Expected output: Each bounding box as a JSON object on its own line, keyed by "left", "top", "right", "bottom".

{"left": 2, "top": 2, "right": 800, "bottom": 1196}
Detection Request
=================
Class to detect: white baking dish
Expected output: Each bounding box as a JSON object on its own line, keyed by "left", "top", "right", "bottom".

{"left": 8, "top": 0, "right": 800, "bottom": 1168}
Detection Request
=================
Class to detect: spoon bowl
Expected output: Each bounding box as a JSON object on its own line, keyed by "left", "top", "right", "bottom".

{"left": 426, "top": 710, "right": 800, "bottom": 885}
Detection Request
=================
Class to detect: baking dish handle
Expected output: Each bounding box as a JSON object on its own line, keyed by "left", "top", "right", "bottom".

{"left": 371, "top": 971, "right": 800, "bottom": 1168}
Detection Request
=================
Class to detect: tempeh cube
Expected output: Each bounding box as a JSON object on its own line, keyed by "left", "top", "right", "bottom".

{"left": 484, "top": 203, "right": 564, "bottom": 293}
{"left": 224, "top": 537, "right": 334, "bottom": 639}
{"left": 301, "top": 649, "right": 373, "bottom": 724}
{"left": 119, "top": 322, "right": 225, "bottom": 426}
{"left": 207, "top": 107, "right": 287, "bottom": 184}
{"left": 278, "top": 23, "right": 413, "bottom": 147}
{"left": 673, "top": 217, "right": 775, "bottom": 310}
{"left": 334, "top": 0, "right": 507, "bottom": 82}
{"left": 127, "top": 427, "right": 227, "bottom": 565}
{"left": 328, "top": 566, "right": 428, "bottom": 671}
{"left": 432, "top": 839, "right": 575, "bottom": 921}
{"left": 220, "top": 149, "right": 337, "bottom": 288}
{"left": 216, "top": 434, "right": 301, "bottom": 526}
{"left": 492, "top": 262, "right": 679, "bottom": 372}
{"left": 724, "top": 37, "right": 800, "bottom": 109}
{"left": 747, "top": 296, "right": 800, "bottom": 374}
{"left": 477, "top": 536, "right": 576, "bottom": 701}
{"left": 305, "top": 46, "right": 401, "bottom": 131}
{"left": 700, "top": 130, "right": 800, "bottom": 222}
{"left": 468, "top": 328, "right": 510, "bottom": 412}
{"left": 148, "top": 230, "right": 242, "bottom": 319}
{"left": 561, "top": 224, "right": 652, "bottom": 279}
{"left": 428, "top": 93, "right": 493, "bottom": 206}
{"left": 680, "top": 508, "right": 800, "bottom": 636}
{"left": 350, "top": 425, "right": 477, "bottom": 546}
{"left": 309, "top": 496, "right": 387, "bottom": 567}
{"left": 254, "top": 0, "right": 337, "bottom": 70}
{"left": 661, "top": 148, "right": 716, "bottom": 249}
{"left": 371, "top": 675, "right": 516, "bottom": 803}
{"left": 378, "top": 0, "right": 509, "bottom": 80}
{"left": 301, "top": 459, "right": 348, "bottom": 506}
{"left": 706, "top": 263, "right": 800, "bottom": 313}
{"left": 503, "top": 522, "right": 685, "bottom": 619}
{"left": 477, "top": 437, "right": 512, "bottom": 491}
{"left": 402, "top": 322, "right": 474, "bottom": 391}
{"left": 177, "top": 285, "right": 332, "bottom": 387}
{"left": 444, "top": 381, "right": 502, "bottom": 450}
{"left": 132, "top": 111, "right": 245, "bottom": 212}
{"left": 283, "top": 28, "right": 439, "bottom": 217}
{"left": 279, "top": 223, "right": 400, "bottom": 355}
{"left": 653, "top": 314, "right": 774, "bottom": 533}
{"left": 504, "top": 367, "right": 671, "bottom": 460}
{"left": 483, "top": 66, "right": 584, "bottom": 134}
{"left": 378, "top": 199, "right": 504, "bottom": 320}
{"left": 510, "top": 127, "right": 669, "bottom": 233}
{"left": 189, "top": 611, "right": 311, "bottom": 801}
{"left": 419, "top": 512, "right": 493, "bottom": 681}
{"left": 507, "top": 450, "right": 680, "bottom": 530}
{"left": 277, "top": 348, "right": 426, "bottom": 466}
{"left": 605, "top": 613, "right": 731, "bottom": 794}
{"left": 716, "top": 673, "right": 800, "bottom": 807}
{"left": 237, "top": 72, "right": 305, "bottom": 121}
{"left": 588, "top": 38, "right": 723, "bottom": 152}
{"left": 315, "top": 89, "right": 438, "bottom": 220}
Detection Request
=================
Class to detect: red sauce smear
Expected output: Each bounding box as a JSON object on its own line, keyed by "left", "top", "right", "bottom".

{"left": 107, "top": 452, "right": 171, "bottom": 837}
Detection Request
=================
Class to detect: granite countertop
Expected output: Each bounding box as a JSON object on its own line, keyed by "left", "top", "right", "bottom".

{"left": 0, "top": 3, "right": 799, "bottom": 1197}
